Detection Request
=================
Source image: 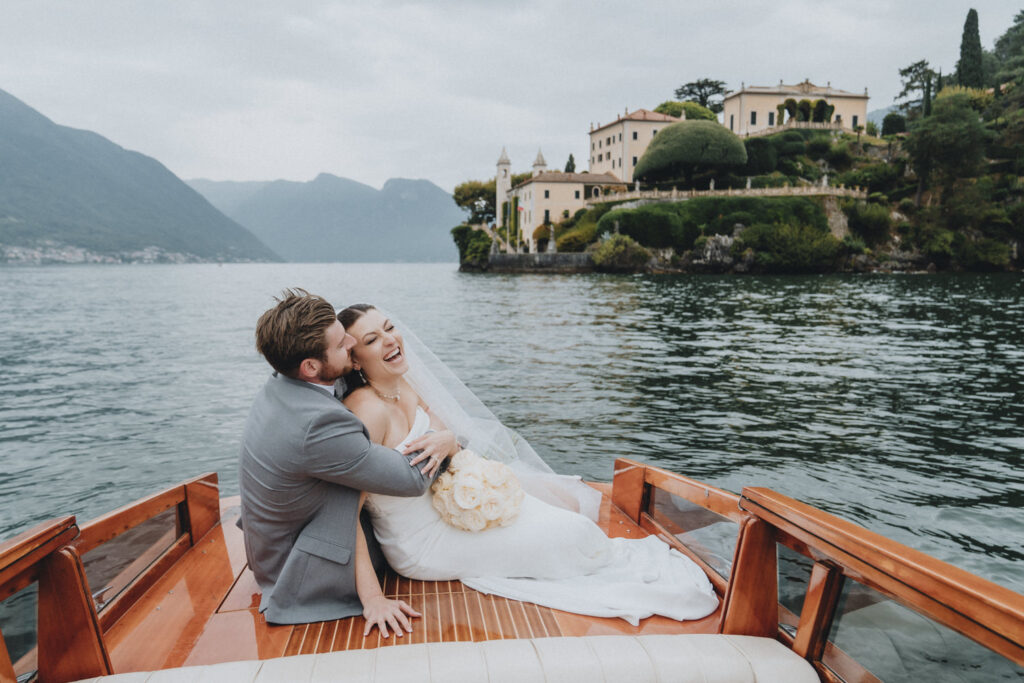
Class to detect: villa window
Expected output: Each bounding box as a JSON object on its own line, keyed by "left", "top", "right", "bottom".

{"left": 598, "top": 153, "right": 603, "bottom": 162}
{"left": 618, "top": 158, "right": 622, "bottom": 168}
{"left": 544, "top": 209, "right": 550, "bottom": 224}
{"left": 730, "top": 115, "right": 734, "bottom": 131}
{"left": 750, "top": 111, "right": 756, "bottom": 125}
{"left": 632, "top": 131, "right": 638, "bottom": 140}
{"left": 607, "top": 136, "right": 612, "bottom": 145}
{"left": 768, "top": 111, "right": 775, "bottom": 126}
{"left": 599, "top": 140, "right": 602, "bottom": 148}
{"left": 575, "top": 190, "right": 580, "bottom": 199}
{"left": 632, "top": 156, "right": 637, "bottom": 166}
{"left": 653, "top": 129, "right": 658, "bottom": 136}
{"left": 852, "top": 115, "right": 859, "bottom": 127}
{"left": 544, "top": 190, "right": 549, "bottom": 198}
{"left": 618, "top": 133, "right": 622, "bottom": 141}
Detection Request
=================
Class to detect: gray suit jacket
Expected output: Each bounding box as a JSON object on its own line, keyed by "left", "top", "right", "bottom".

{"left": 238, "top": 373, "right": 432, "bottom": 624}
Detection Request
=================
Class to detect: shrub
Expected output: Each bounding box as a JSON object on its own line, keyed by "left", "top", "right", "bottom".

{"left": 590, "top": 234, "right": 651, "bottom": 272}
{"left": 836, "top": 161, "right": 905, "bottom": 196}
{"left": 898, "top": 198, "right": 917, "bottom": 215}
{"left": 826, "top": 143, "right": 853, "bottom": 170}
{"left": 806, "top": 135, "right": 832, "bottom": 159}
{"left": 843, "top": 200, "right": 891, "bottom": 246}
{"left": 956, "top": 236, "right": 1011, "bottom": 269}
{"left": 634, "top": 120, "right": 747, "bottom": 184}
{"left": 596, "top": 205, "right": 680, "bottom": 248}
{"left": 865, "top": 121, "right": 879, "bottom": 137}
{"left": 744, "top": 137, "right": 778, "bottom": 174}
{"left": 842, "top": 235, "right": 868, "bottom": 254}
{"left": 774, "top": 131, "right": 807, "bottom": 158}
{"left": 738, "top": 222, "right": 842, "bottom": 272}
{"left": 881, "top": 112, "right": 907, "bottom": 136}
{"left": 450, "top": 224, "right": 492, "bottom": 263}
{"left": 555, "top": 204, "right": 616, "bottom": 251}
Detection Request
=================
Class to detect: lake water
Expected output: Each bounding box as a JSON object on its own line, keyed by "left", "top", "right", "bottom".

{"left": 0, "top": 264, "right": 1021, "bottom": 614}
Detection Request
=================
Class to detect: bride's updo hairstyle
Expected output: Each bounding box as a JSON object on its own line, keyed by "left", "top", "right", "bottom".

{"left": 337, "top": 303, "right": 376, "bottom": 396}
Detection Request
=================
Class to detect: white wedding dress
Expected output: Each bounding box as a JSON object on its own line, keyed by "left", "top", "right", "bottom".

{"left": 364, "top": 408, "right": 720, "bottom": 625}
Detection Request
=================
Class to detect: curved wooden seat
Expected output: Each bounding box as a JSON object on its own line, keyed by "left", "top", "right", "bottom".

{"left": 72, "top": 634, "right": 818, "bottom": 683}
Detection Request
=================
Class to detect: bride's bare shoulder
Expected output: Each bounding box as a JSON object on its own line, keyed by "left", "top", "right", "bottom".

{"left": 343, "top": 388, "right": 390, "bottom": 443}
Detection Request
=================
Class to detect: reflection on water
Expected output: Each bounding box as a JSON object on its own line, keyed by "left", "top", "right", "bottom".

{"left": 0, "top": 265, "right": 1021, "bottom": 604}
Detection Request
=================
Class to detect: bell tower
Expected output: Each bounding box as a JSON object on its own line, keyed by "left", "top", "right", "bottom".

{"left": 496, "top": 147, "right": 511, "bottom": 228}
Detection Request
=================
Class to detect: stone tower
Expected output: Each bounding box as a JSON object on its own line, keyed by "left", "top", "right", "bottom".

{"left": 496, "top": 147, "right": 511, "bottom": 228}
{"left": 532, "top": 149, "right": 547, "bottom": 176}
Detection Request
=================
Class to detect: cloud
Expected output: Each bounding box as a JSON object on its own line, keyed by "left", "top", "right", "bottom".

{"left": 1, "top": 0, "right": 1020, "bottom": 191}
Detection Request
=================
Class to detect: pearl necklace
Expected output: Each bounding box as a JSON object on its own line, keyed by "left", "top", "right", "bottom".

{"left": 368, "top": 380, "right": 400, "bottom": 402}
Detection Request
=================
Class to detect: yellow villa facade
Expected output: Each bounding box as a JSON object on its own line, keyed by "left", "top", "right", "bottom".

{"left": 496, "top": 149, "right": 622, "bottom": 253}
{"left": 588, "top": 108, "right": 680, "bottom": 184}
{"left": 721, "top": 80, "right": 869, "bottom": 136}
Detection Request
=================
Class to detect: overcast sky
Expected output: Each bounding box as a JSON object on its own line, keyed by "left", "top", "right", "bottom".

{"left": 2, "top": 2, "right": 1020, "bottom": 191}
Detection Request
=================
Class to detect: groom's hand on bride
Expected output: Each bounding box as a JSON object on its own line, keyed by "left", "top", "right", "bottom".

{"left": 404, "top": 429, "right": 457, "bottom": 477}
{"left": 363, "top": 596, "right": 420, "bottom": 639}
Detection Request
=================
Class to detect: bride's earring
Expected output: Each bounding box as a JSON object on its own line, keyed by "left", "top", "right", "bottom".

{"left": 358, "top": 368, "right": 368, "bottom": 385}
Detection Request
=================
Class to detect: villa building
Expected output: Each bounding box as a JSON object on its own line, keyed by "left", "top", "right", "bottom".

{"left": 588, "top": 108, "right": 681, "bottom": 184}
{"left": 496, "top": 148, "right": 622, "bottom": 253}
{"left": 721, "top": 80, "right": 869, "bottom": 136}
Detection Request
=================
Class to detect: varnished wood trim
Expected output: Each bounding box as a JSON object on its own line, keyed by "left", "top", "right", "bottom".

{"left": 184, "top": 475, "right": 220, "bottom": 544}
{"left": 742, "top": 487, "right": 1024, "bottom": 665}
{"left": 819, "top": 640, "right": 883, "bottom": 683}
{"left": 720, "top": 517, "right": 778, "bottom": 637}
{"left": 0, "top": 517, "right": 78, "bottom": 595}
{"left": 73, "top": 473, "right": 218, "bottom": 555}
{"left": 792, "top": 561, "right": 843, "bottom": 660}
{"left": 0, "top": 626, "right": 14, "bottom": 683}
{"left": 74, "top": 489, "right": 184, "bottom": 555}
{"left": 37, "top": 546, "right": 111, "bottom": 682}
{"left": 639, "top": 513, "right": 728, "bottom": 595}
{"left": 611, "top": 459, "right": 646, "bottom": 523}
{"left": 98, "top": 534, "right": 191, "bottom": 632}
{"left": 643, "top": 466, "right": 745, "bottom": 523}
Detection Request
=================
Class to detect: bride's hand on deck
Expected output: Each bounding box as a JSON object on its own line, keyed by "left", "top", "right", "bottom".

{"left": 362, "top": 596, "right": 420, "bottom": 638}
{"left": 404, "top": 429, "right": 457, "bottom": 476}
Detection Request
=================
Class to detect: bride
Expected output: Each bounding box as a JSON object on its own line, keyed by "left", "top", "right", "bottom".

{"left": 338, "top": 304, "right": 719, "bottom": 638}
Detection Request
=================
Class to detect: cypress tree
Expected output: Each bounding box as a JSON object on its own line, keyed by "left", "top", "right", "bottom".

{"left": 956, "top": 8, "right": 984, "bottom": 88}
{"left": 922, "top": 75, "right": 932, "bottom": 117}
{"left": 564, "top": 154, "right": 576, "bottom": 173}
{"left": 936, "top": 69, "right": 944, "bottom": 94}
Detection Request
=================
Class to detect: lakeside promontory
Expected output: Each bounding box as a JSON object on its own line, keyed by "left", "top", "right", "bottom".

{"left": 451, "top": 10, "right": 1024, "bottom": 276}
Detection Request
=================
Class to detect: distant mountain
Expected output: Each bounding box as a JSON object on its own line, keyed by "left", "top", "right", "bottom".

{"left": 868, "top": 104, "right": 900, "bottom": 127}
{"left": 188, "top": 174, "right": 463, "bottom": 262}
{"left": 0, "top": 88, "right": 279, "bottom": 263}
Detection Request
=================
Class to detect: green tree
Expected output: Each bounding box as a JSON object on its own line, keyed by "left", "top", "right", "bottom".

{"left": 564, "top": 154, "right": 576, "bottom": 173}
{"left": 922, "top": 74, "right": 932, "bottom": 117}
{"left": 633, "top": 120, "right": 747, "bottom": 185}
{"left": 882, "top": 112, "right": 907, "bottom": 135}
{"left": 896, "top": 59, "right": 937, "bottom": 115}
{"left": 865, "top": 121, "right": 879, "bottom": 137}
{"left": 903, "top": 93, "right": 989, "bottom": 204}
{"left": 784, "top": 98, "right": 798, "bottom": 122}
{"left": 797, "top": 99, "right": 812, "bottom": 122}
{"left": 655, "top": 100, "right": 717, "bottom": 121}
{"left": 673, "top": 79, "right": 728, "bottom": 113}
{"left": 452, "top": 179, "right": 496, "bottom": 223}
{"left": 590, "top": 234, "right": 651, "bottom": 272}
{"left": 811, "top": 99, "right": 828, "bottom": 122}
{"left": 956, "top": 9, "right": 985, "bottom": 88}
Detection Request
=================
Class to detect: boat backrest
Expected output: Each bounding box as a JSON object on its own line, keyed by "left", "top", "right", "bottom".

{"left": 612, "top": 458, "right": 1024, "bottom": 682}
{"left": 0, "top": 472, "right": 220, "bottom": 683}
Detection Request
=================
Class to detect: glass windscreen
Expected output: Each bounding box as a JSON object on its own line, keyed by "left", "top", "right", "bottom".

{"left": 824, "top": 580, "right": 1024, "bottom": 682}
{"left": 649, "top": 487, "right": 738, "bottom": 579}
{"left": 0, "top": 584, "right": 37, "bottom": 674}
{"left": 81, "top": 507, "right": 178, "bottom": 612}
{"left": 777, "top": 543, "right": 813, "bottom": 637}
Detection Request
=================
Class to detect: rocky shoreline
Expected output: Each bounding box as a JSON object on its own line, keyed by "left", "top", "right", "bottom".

{"left": 1, "top": 241, "right": 269, "bottom": 266}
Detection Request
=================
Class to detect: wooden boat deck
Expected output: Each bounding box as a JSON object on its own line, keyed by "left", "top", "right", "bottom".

{"left": 102, "top": 483, "right": 721, "bottom": 674}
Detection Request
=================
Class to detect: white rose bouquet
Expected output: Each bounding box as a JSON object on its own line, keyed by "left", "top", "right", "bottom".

{"left": 430, "top": 449, "right": 524, "bottom": 532}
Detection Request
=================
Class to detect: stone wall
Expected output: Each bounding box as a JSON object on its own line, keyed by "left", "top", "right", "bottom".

{"left": 483, "top": 252, "right": 594, "bottom": 273}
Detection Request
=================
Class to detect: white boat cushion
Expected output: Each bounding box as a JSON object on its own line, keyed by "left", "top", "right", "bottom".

{"left": 74, "top": 633, "right": 818, "bottom": 682}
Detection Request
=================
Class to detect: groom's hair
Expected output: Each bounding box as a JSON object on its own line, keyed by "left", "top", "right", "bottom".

{"left": 256, "top": 288, "right": 337, "bottom": 378}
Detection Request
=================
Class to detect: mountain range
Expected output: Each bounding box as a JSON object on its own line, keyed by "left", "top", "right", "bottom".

{"left": 187, "top": 175, "right": 463, "bottom": 262}
{"left": 0, "top": 88, "right": 278, "bottom": 263}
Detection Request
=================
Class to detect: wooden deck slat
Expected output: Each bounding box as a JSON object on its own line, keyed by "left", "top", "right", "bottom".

{"left": 112, "top": 487, "right": 722, "bottom": 673}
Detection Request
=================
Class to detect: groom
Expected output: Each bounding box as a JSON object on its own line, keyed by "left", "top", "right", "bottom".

{"left": 238, "top": 288, "right": 436, "bottom": 624}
